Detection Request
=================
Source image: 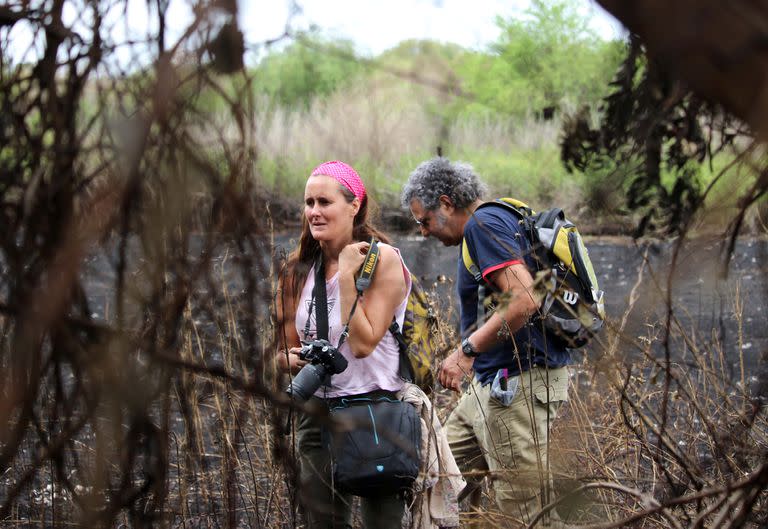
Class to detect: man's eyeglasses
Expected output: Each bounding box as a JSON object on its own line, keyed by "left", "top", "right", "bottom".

{"left": 414, "top": 213, "right": 431, "bottom": 228}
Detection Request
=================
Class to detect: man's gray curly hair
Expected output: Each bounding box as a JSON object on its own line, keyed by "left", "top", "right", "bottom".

{"left": 401, "top": 157, "right": 487, "bottom": 211}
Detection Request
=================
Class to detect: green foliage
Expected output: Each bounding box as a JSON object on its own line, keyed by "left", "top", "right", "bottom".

{"left": 202, "top": 2, "right": 633, "bottom": 222}
{"left": 376, "top": 39, "right": 469, "bottom": 69}
{"left": 252, "top": 141, "right": 576, "bottom": 215}
{"left": 454, "top": 146, "right": 576, "bottom": 206}
{"left": 559, "top": 36, "right": 749, "bottom": 237}
{"left": 251, "top": 32, "right": 365, "bottom": 110}
{"left": 457, "top": 0, "right": 623, "bottom": 116}
{"left": 255, "top": 156, "right": 316, "bottom": 196}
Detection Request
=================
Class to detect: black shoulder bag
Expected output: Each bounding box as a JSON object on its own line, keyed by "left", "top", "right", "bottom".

{"left": 311, "top": 240, "right": 421, "bottom": 497}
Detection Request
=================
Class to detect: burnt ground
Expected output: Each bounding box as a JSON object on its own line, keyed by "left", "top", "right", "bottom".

{"left": 273, "top": 231, "right": 768, "bottom": 375}
{"left": 4, "top": 229, "right": 767, "bottom": 527}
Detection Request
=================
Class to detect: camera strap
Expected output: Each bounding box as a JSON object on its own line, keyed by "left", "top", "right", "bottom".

{"left": 338, "top": 238, "right": 379, "bottom": 348}
{"left": 312, "top": 257, "right": 329, "bottom": 340}
{"left": 303, "top": 238, "right": 380, "bottom": 348}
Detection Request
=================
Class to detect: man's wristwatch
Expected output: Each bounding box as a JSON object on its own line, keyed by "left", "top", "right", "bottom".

{"left": 461, "top": 337, "right": 481, "bottom": 358}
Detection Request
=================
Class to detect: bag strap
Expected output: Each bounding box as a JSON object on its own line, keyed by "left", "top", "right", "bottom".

{"left": 389, "top": 320, "right": 414, "bottom": 382}
{"left": 534, "top": 207, "right": 564, "bottom": 230}
{"left": 384, "top": 257, "right": 414, "bottom": 383}
{"left": 495, "top": 197, "right": 535, "bottom": 217}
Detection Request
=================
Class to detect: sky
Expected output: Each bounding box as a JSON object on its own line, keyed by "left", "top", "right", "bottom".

{"left": 238, "top": 0, "right": 624, "bottom": 56}
{"left": 6, "top": 0, "right": 625, "bottom": 65}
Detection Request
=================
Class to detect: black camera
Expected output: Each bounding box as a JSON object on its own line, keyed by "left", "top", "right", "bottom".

{"left": 285, "top": 339, "right": 348, "bottom": 402}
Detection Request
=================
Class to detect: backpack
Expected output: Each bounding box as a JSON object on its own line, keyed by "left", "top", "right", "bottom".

{"left": 389, "top": 274, "right": 438, "bottom": 392}
{"left": 461, "top": 198, "right": 605, "bottom": 348}
{"left": 354, "top": 240, "right": 438, "bottom": 392}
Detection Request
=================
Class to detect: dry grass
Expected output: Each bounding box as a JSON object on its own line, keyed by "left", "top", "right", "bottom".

{"left": 2, "top": 3, "right": 766, "bottom": 527}
{"left": 231, "top": 80, "right": 573, "bottom": 207}
{"left": 4, "top": 234, "right": 766, "bottom": 529}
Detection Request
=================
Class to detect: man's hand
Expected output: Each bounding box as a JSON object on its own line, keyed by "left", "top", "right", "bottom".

{"left": 438, "top": 347, "right": 474, "bottom": 392}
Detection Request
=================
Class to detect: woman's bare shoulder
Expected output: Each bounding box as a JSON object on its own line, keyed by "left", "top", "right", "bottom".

{"left": 375, "top": 243, "right": 402, "bottom": 265}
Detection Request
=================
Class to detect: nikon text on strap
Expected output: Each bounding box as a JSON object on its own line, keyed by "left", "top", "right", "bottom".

{"left": 356, "top": 241, "right": 418, "bottom": 383}
{"left": 338, "top": 238, "right": 380, "bottom": 348}
{"left": 357, "top": 241, "right": 416, "bottom": 383}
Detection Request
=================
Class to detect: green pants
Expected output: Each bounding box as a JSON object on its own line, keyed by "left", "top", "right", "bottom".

{"left": 445, "top": 366, "right": 569, "bottom": 526}
{"left": 295, "top": 402, "right": 406, "bottom": 529}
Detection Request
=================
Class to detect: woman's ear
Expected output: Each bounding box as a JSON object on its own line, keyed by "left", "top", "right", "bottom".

{"left": 351, "top": 197, "right": 361, "bottom": 217}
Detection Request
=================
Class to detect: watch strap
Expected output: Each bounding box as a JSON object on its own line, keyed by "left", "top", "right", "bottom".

{"left": 462, "top": 337, "right": 480, "bottom": 357}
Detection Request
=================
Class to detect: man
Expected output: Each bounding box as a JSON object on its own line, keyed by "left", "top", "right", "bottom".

{"left": 401, "top": 157, "right": 570, "bottom": 527}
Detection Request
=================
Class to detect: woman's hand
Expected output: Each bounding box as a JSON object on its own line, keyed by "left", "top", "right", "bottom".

{"left": 338, "top": 243, "right": 407, "bottom": 358}
{"left": 277, "top": 346, "right": 308, "bottom": 374}
{"left": 338, "top": 241, "right": 371, "bottom": 279}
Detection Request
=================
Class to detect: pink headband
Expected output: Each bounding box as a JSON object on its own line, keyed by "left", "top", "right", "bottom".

{"left": 310, "top": 160, "right": 366, "bottom": 202}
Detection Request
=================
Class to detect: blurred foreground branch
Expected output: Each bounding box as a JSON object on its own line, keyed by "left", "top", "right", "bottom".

{"left": 0, "top": 0, "right": 302, "bottom": 526}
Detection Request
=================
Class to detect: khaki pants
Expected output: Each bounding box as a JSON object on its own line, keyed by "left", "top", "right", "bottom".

{"left": 446, "top": 366, "right": 569, "bottom": 527}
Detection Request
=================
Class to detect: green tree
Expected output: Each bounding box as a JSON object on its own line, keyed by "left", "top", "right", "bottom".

{"left": 459, "top": 0, "right": 623, "bottom": 116}
{"left": 252, "top": 32, "right": 365, "bottom": 109}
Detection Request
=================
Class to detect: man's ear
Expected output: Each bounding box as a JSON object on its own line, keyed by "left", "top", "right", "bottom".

{"left": 438, "top": 195, "right": 455, "bottom": 213}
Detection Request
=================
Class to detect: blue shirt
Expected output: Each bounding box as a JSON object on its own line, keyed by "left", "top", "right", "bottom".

{"left": 458, "top": 204, "right": 571, "bottom": 385}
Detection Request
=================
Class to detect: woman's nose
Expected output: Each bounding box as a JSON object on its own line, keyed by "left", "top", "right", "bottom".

{"left": 419, "top": 224, "right": 429, "bottom": 237}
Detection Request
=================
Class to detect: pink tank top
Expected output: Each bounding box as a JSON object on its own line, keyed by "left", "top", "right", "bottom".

{"left": 294, "top": 245, "right": 410, "bottom": 398}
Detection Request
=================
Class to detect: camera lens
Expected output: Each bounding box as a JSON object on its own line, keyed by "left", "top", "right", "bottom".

{"left": 286, "top": 363, "right": 328, "bottom": 403}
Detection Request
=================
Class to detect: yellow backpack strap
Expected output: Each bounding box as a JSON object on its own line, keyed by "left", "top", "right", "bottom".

{"left": 498, "top": 197, "right": 534, "bottom": 214}
{"left": 551, "top": 226, "right": 578, "bottom": 276}
{"left": 462, "top": 198, "right": 533, "bottom": 282}
{"left": 461, "top": 239, "right": 483, "bottom": 282}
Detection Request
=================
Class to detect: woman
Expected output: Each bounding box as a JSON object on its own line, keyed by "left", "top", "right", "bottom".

{"left": 275, "top": 160, "right": 410, "bottom": 529}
